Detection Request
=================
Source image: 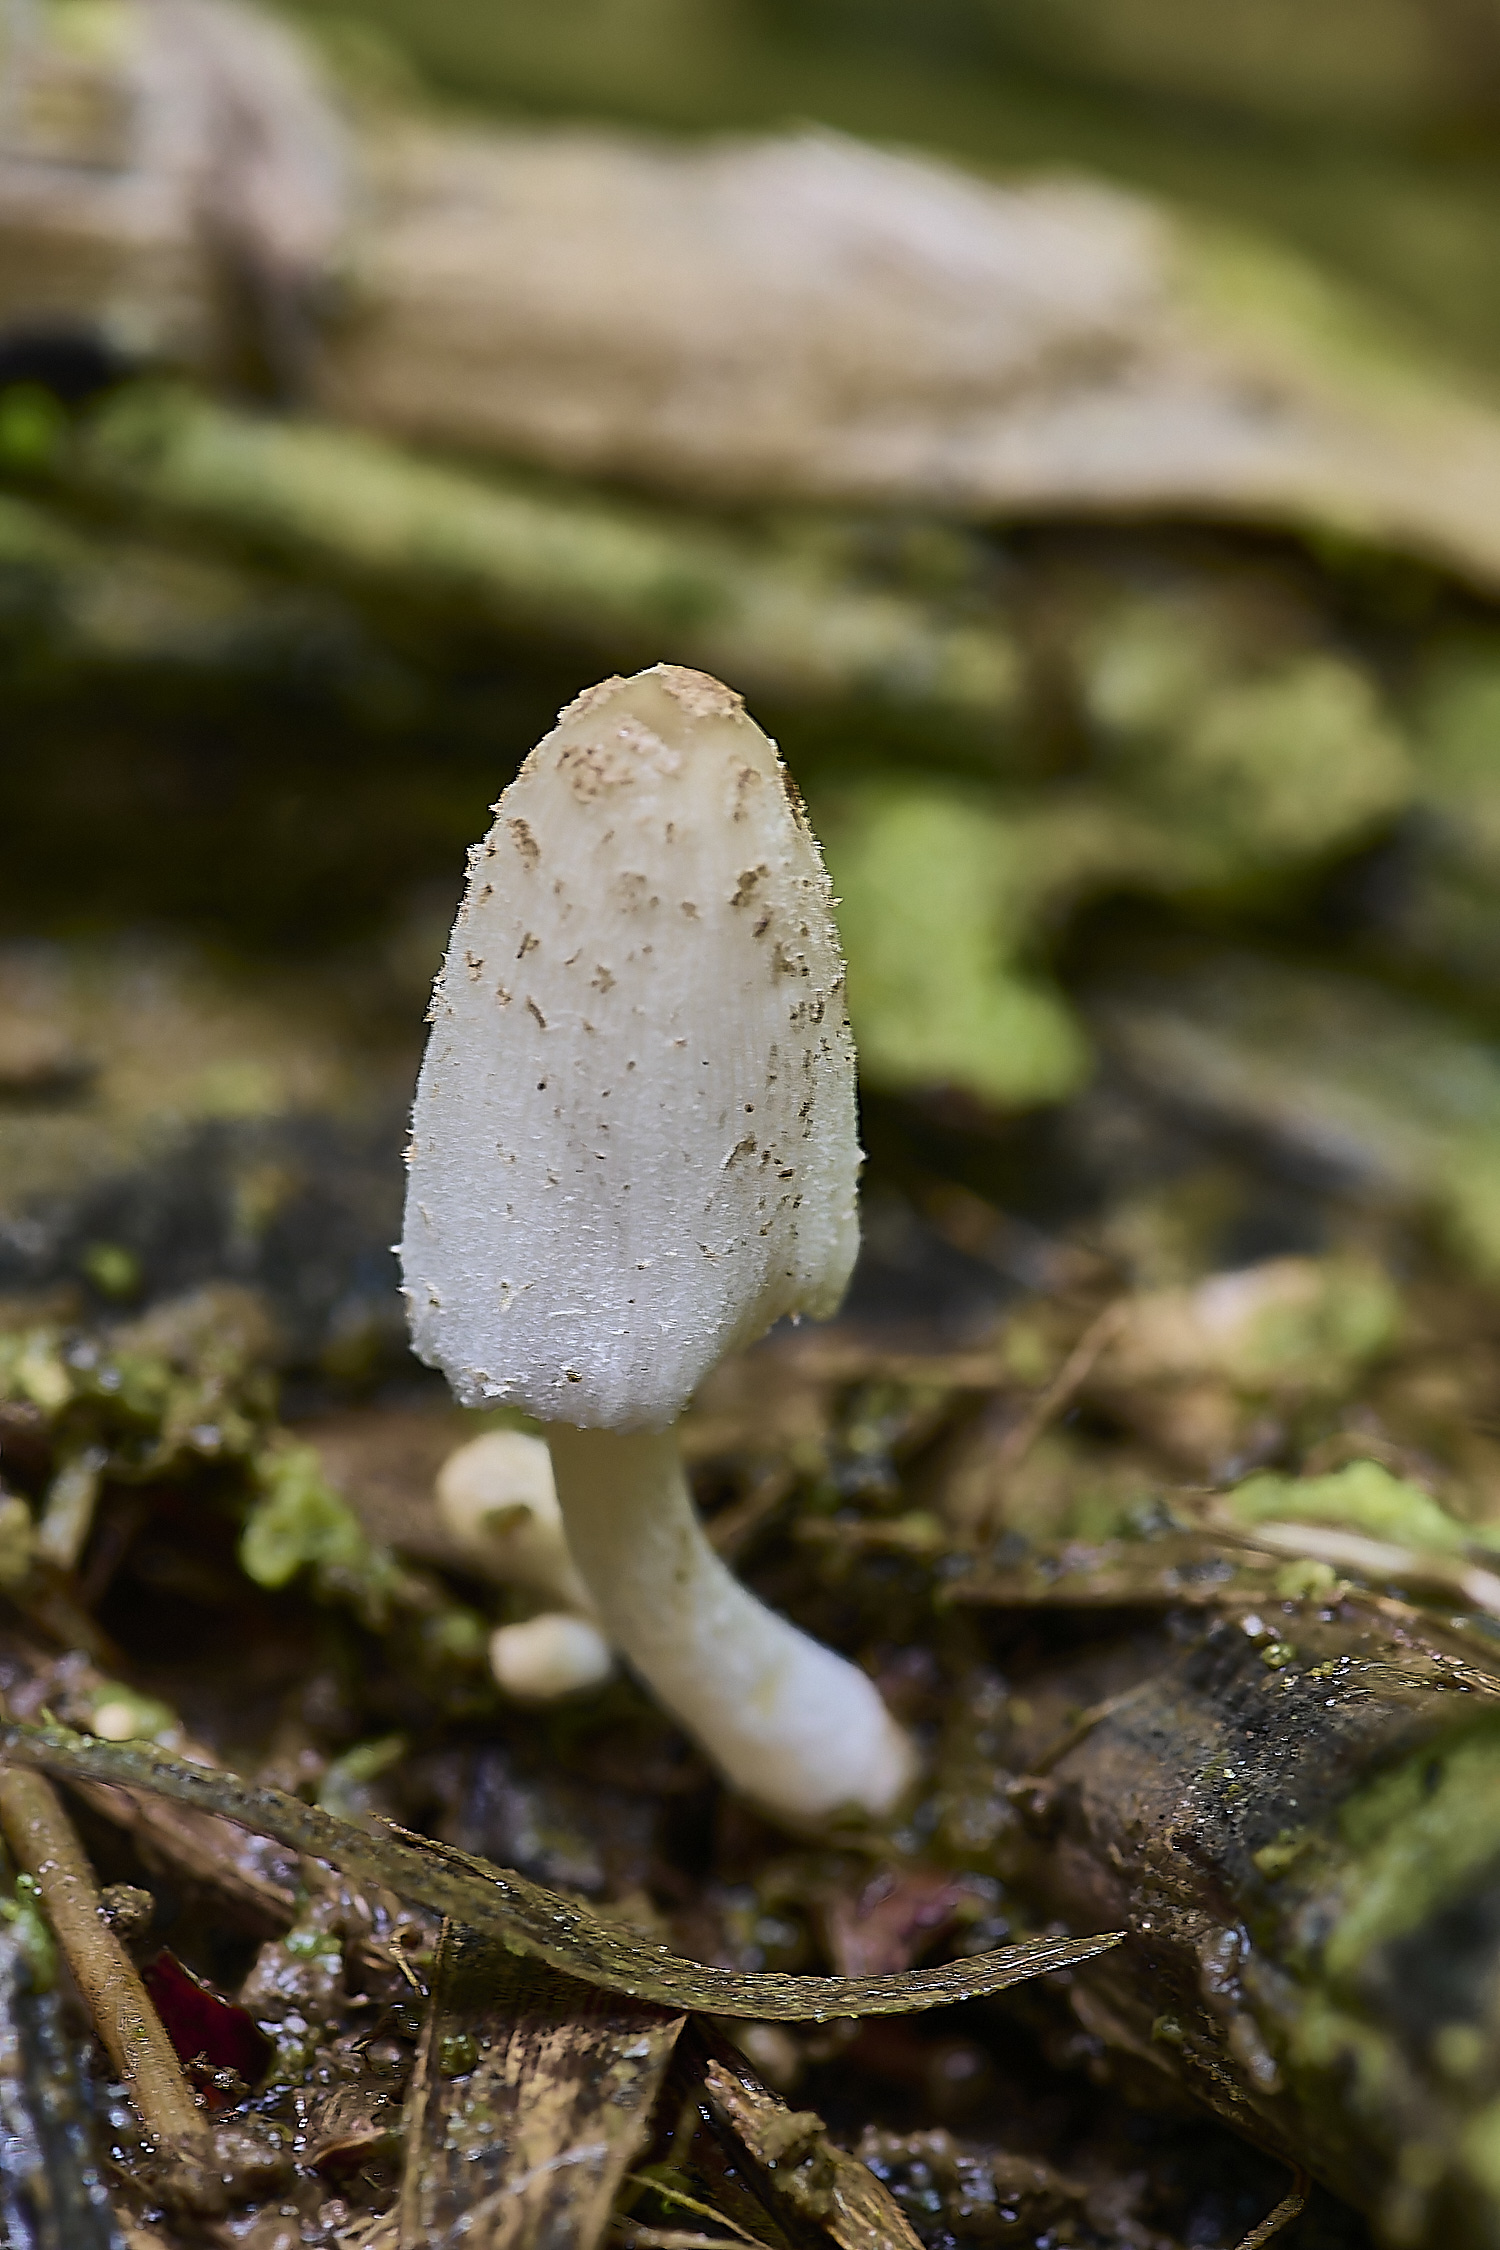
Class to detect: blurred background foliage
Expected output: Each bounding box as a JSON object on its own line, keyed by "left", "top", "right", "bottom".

{"left": 12, "top": 0, "right": 1500, "bottom": 1350}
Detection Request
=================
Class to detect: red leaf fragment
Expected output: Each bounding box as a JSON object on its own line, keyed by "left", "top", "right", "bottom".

{"left": 141, "top": 1949, "right": 273, "bottom": 2101}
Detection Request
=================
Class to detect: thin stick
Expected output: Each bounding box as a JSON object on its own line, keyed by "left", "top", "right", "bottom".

{"left": 0, "top": 1764, "right": 208, "bottom": 2158}
{"left": 706, "top": 1467, "right": 795, "bottom": 1561}
{"left": 1021, "top": 1678, "right": 1160, "bottom": 1779}
{"left": 618, "top": 2231, "right": 753, "bottom": 2249}
{"left": 618, "top": 2175, "right": 765, "bottom": 2248}
{"left": 976, "top": 1301, "right": 1126, "bottom": 1533}
{"left": 1232, "top": 2169, "right": 1308, "bottom": 2250}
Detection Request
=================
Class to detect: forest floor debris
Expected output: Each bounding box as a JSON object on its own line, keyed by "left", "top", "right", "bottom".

{"left": 11, "top": 1197, "right": 1500, "bottom": 2242}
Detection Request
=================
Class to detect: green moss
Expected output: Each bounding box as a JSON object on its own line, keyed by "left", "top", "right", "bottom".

{"left": 0, "top": 1499, "right": 35, "bottom": 1591}
{"left": 1171, "top": 659, "right": 1409, "bottom": 870}
{"left": 1274, "top": 1558, "right": 1340, "bottom": 1599}
{"left": 1437, "top": 1141, "right": 1500, "bottom": 1282}
{"left": 1410, "top": 650, "right": 1500, "bottom": 883}
{"left": 1460, "top": 2097, "right": 1500, "bottom": 2203}
{"left": 0, "top": 386, "right": 67, "bottom": 474}
{"left": 0, "top": 1296, "right": 274, "bottom": 1482}
{"left": 1322, "top": 1719, "right": 1500, "bottom": 1981}
{"left": 240, "top": 1440, "right": 407, "bottom": 1625}
{"left": 1285, "top": 1986, "right": 1401, "bottom": 2116}
{"left": 62, "top": 387, "right": 1022, "bottom": 726}
{"left": 1229, "top": 1459, "right": 1470, "bottom": 1552}
{"left": 1082, "top": 585, "right": 1412, "bottom": 883}
{"left": 823, "top": 784, "right": 1091, "bottom": 1107}
{"left": 80, "top": 1682, "right": 178, "bottom": 1744}
{"left": 318, "top": 1731, "right": 409, "bottom": 1821}
{"left": 1253, "top": 1831, "right": 1310, "bottom": 1879}
{"left": 1228, "top": 1259, "right": 1401, "bottom": 1387}
{"left": 79, "top": 1243, "right": 143, "bottom": 1302}
{"left": 0, "top": 1877, "right": 58, "bottom": 1993}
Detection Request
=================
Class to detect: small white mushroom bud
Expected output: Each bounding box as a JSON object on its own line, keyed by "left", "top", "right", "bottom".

{"left": 489, "top": 1612, "right": 614, "bottom": 1700}
{"left": 435, "top": 1429, "right": 596, "bottom": 1617}
{"left": 401, "top": 664, "right": 915, "bottom": 1822}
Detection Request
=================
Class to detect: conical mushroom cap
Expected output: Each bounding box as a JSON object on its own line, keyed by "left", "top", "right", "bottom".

{"left": 400, "top": 666, "right": 860, "bottom": 1428}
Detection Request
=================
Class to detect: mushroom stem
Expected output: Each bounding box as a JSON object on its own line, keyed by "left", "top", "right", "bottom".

{"left": 546, "top": 1423, "right": 916, "bottom": 1822}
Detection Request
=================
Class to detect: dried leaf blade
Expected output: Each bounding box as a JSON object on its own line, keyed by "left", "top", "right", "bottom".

{"left": 0, "top": 1722, "right": 1121, "bottom": 2017}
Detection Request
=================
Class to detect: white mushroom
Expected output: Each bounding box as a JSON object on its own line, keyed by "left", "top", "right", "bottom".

{"left": 400, "top": 664, "right": 915, "bottom": 1822}
{"left": 435, "top": 1428, "right": 596, "bottom": 1618}
{"left": 488, "top": 1612, "right": 614, "bottom": 1700}
{"left": 437, "top": 1429, "right": 613, "bottom": 1700}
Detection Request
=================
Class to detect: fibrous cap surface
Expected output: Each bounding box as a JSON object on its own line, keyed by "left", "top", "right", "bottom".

{"left": 400, "top": 665, "right": 860, "bottom": 1427}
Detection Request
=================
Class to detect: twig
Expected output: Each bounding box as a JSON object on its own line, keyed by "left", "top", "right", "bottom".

{"left": 976, "top": 1301, "right": 1127, "bottom": 1533}
{"left": 618, "top": 2231, "right": 753, "bottom": 2249}
{"left": 0, "top": 1762, "right": 209, "bottom": 2162}
{"left": 706, "top": 1466, "right": 795, "bottom": 1561}
{"left": 388, "top": 1928, "right": 429, "bottom": 1995}
{"left": 618, "top": 2174, "right": 765, "bottom": 2248}
{"left": 1020, "top": 1679, "right": 1161, "bottom": 1779}
{"left": 1231, "top": 2169, "right": 1308, "bottom": 2250}
{"left": 1209, "top": 1513, "right": 1500, "bottom": 1627}
{"left": 34, "top": 1447, "right": 106, "bottom": 1573}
